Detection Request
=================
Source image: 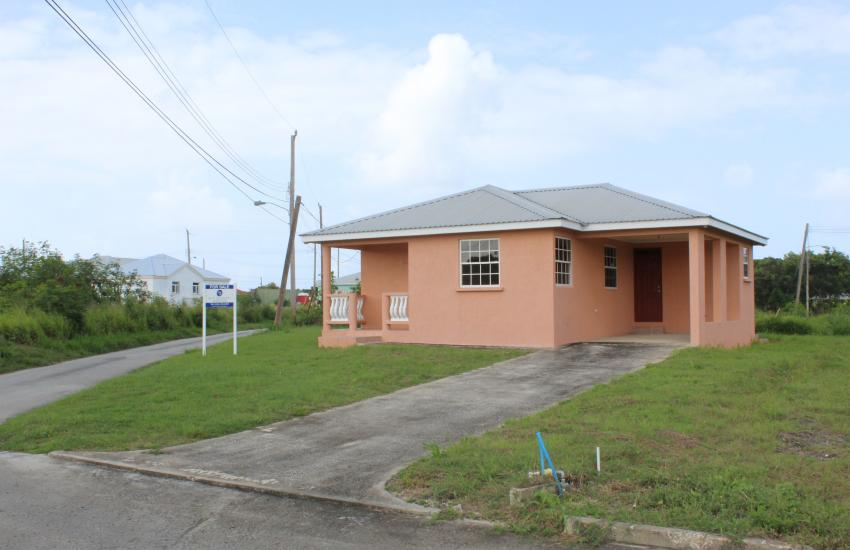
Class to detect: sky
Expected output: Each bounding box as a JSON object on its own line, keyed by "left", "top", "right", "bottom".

{"left": 2, "top": 1, "right": 850, "bottom": 290}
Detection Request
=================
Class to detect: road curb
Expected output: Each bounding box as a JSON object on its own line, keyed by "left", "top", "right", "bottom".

{"left": 564, "top": 516, "right": 812, "bottom": 550}
{"left": 50, "top": 451, "right": 435, "bottom": 517}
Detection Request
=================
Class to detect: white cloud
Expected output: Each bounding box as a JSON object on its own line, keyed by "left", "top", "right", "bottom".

{"left": 715, "top": 4, "right": 850, "bottom": 58}
{"left": 724, "top": 163, "right": 755, "bottom": 188}
{"left": 816, "top": 168, "right": 850, "bottom": 198}
{"left": 358, "top": 39, "right": 793, "bottom": 189}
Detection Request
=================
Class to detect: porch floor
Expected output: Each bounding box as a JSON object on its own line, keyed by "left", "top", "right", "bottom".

{"left": 591, "top": 333, "right": 691, "bottom": 346}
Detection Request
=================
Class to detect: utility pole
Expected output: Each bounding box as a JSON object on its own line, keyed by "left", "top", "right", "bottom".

{"left": 313, "top": 203, "right": 323, "bottom": 289}
{"left": 805, "top": 246, "right": 811, "bottom": 316}
{"left": 186, "top": 229, "right": 192, "bottom": 265}
{"left": 289, "top": 130, "right": 297, "bottom": 320}
{"left": 274, "top": 196, "right": 302, "bottom": 328}
{"left": 795, "top": 223, "right": 809, "bottom": 304}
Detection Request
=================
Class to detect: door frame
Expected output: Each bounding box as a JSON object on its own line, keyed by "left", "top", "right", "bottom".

{"left": 634, "top": 247, "right": 663, "bottom": 323}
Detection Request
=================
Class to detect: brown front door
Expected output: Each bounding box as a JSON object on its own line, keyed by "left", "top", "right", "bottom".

{"left": 634, "top": 248, "right": 662, "bottom": 322}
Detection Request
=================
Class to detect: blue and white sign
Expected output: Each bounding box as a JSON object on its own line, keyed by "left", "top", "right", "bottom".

{"left": 204, "top": 284, "right": 235, "bottom": 309}
{"left": 201, "top": 284, "right": 238, "bottom": 356}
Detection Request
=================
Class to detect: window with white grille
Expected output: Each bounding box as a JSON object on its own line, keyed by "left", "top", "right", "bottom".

{"left": 604, "top": 246, "right": 617, "bottom": 288}
{"left": 555, "top": 237, "right": 572, "bottom": 285}
{"left": 460, "top": 239, "right": 500, "bottom": 287}
{"left": 743, "top": 247, "right": 750, "bottom": 279}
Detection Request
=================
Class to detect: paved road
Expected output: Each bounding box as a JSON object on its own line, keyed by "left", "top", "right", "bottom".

{"left": 0, "top": 330, "right": 263, "bottom": 422}
{"left": 59, "top": 342, "right": 679, "bottom": 511}
{"left": 1, "top": 452, "right": 572, "bottom": 550}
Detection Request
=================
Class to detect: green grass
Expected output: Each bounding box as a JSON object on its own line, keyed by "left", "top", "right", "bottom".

{"left": 0, "top": 326, "right": 524, "bottom": 453}
{"left": 0, "top": 323, "right": 267, "bottom": 375}
{"left": 389, "top": 335, "right": 850, "bottom": 548}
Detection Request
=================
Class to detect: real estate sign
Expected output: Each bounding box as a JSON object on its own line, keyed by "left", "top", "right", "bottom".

{"left": 202, "top": 284, "right": 237, "bottom": 356}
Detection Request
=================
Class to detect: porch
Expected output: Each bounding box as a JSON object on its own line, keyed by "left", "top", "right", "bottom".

{"left": 318, "top": 241, "right": 412, "bottom": 348}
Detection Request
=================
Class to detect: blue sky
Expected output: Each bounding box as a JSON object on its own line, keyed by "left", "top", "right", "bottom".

{"left": 2, "top": 1, "right": 849, "bottom": 289}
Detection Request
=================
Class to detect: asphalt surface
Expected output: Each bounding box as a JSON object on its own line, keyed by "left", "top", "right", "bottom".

{"left": 0, "top": 330, "right": 262, "bottom": 423}
{"left": 59, "top": 342, "right": 679, "bottom": 511}
{"left": 1, "top": 452, "right": 571, "bottom": 550}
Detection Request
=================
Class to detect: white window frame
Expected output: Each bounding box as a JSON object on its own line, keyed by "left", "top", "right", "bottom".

{"left": 459, "top": 238, "right": 500, "bottom": 288}
{"left": 604, "top": 246, "right": 617, "bottom": 289}
{"left": 742, "top": 247, "right": 750, "bottom": 280}
{"left": 171, "top": 281, "right": 180, "bottom": 294}
{"left": 192, "top": 282, "right": 200, "bottom": 295}
{"left": 555, "top": 236, "right": 572, "bottom": 286}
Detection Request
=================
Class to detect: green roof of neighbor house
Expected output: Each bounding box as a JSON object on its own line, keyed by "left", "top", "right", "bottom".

{"left": 301, "top": 184, "right": 767, "bottom": 245}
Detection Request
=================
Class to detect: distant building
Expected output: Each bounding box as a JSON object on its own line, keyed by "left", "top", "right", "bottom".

{"left": 100, "top": 254, "right": 230, "bottom": 305}
{"left": 335, "top": 272, "right": 361, "bottom": 293}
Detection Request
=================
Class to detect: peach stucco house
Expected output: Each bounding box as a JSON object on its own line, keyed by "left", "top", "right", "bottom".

{"left": 301, "top": 184, "right": 767, "bottom": 349}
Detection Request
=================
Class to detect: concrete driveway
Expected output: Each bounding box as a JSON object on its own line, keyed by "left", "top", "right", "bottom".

{"left": 0, "top": 330, "right": 262, "bottom": 423}
{"left": 55, "top": 342, "right": 680, "bottom": 512}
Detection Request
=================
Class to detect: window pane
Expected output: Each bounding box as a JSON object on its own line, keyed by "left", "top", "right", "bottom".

{"left": 461, "top": 240, "right": 470, "bottom": 252}
{"left": 472, "top": 275, "right": 481, "bottom": 286}
{"left": 605, "top": 267, "right": 617, "bottom": 288}
{"left": 491, "top": 263, "right": 499, "bottom": 274}
{"left": 471, "top": 240, "right": 479, "bottom": 252}
{"left": 481, "top": 263, "right": 490, "bottom": 274}
{"left": 462, "top": 264, "right": 470, "bottom": 275}
{"left": 481, "top": 275, "right": 490, "bottom": 286}
{"left": 491, "top": 274, "right": 499, "bottom": 285}
{"left": 462, "top": 275, "right": 471, "bottom": 286}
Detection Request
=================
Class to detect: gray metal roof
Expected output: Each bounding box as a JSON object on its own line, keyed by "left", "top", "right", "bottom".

{"left": 119, "top": 254, "right": 228, "bottom": 280}
{"left": 302, "top": 183, "right": 765, "bottom": 243}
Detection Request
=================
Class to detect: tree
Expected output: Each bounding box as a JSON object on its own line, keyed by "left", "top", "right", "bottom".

{"left": 0, "top": 242, "right": 148, "bottom": 328}
{"left": 755, "top": 248, "right": 850, "bottom": 312}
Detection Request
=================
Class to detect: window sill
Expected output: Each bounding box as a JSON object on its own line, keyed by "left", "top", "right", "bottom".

{"left": 457, "top": 287, "right": 503, "bottom": 292}
{"left": 743, "top": 278, "right": 751, "bottom": 283}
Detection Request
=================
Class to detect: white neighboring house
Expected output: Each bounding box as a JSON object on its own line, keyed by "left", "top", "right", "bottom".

{"left": 102, "top": 254, "right": 230, "bottom": 305}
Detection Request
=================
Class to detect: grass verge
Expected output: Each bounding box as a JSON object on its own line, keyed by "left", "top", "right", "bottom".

{"left": 0, "top": 326, "right": 524, "bottom": 453}
{"left": 389, "top": 335, "right": 850, "bottom": 548}
{"left": 0, "top": 323, "right": 267, "bottom": 375}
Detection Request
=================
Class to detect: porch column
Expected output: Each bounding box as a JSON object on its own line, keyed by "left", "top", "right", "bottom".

{"left": 321, "top": 244, "right": 332, "bottom": 333}
{"left": 711, "top": 238, "right": 728, "bottom": 322}
{"left": 688, "top": 229, "right": 706, "bottom": 345}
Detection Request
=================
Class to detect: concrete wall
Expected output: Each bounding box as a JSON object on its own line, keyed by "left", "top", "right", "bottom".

{"left": 360, "top": 244, "right": 408, "bottom": 330}
{"left": 553, "top": 231, "right": 635, "bottom": 346}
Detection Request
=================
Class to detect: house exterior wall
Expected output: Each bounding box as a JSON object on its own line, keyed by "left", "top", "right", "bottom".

{"left": 553, "top": 231, "right": 635, "bottom": 346}
{"left": 321, "top": 226, "right": 757, "bottom": 349}
{"left": 360, "top": 244, "right": 408, "bottom": 330}
{"left": 143, "top": 266, "right": 228, "bottom": 304}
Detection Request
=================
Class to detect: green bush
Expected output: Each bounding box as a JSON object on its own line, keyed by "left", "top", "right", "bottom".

{"left": 756, "top": 314, "right": 813, "bottom": 335}
{"left": 0, "top": 308, "right": 72, "bottom": 344}
{"left": 83, "top": 304, "right": 139, "bottom": 335}
{"left": 294, "top": 305, "right": 322, "bottom": 326}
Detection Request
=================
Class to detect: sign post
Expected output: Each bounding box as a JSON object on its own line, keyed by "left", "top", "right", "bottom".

{"left": 203, "top": 284, "right": 237, "bottom": 356}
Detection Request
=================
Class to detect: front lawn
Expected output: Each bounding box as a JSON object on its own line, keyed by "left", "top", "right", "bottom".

{"left": 389, "top": 335, "right": 850, "bottom": 548}
{"left": 0, "top": 326, "right": 524, "bottom": 453}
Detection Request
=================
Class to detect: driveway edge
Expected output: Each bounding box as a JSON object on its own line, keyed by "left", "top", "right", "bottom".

{"left": 564, "top": 516, "right": 812, "bottom": 550}
{"left": 49, "top": 450, "right": 436, "bottom": 517}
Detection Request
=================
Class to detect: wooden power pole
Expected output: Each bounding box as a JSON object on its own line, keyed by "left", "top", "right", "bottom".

{"left": 288, "top": 130, "right": 297, "bottom": 321}
{"left": 795, "top": 222, "right": 809, "bottom": 304}
{"left": 274, "top": 196, "right": 302, "bottom": 328}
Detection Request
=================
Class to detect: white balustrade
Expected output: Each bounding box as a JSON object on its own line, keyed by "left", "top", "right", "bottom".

{"left": 388, "top": 294, "right": 409, "bottom": 322}
{"left": 357, "top": 296, "right": 364, "bottom": 322}
{"left": 329, "top": 295, "right": 349, "bottom": 322}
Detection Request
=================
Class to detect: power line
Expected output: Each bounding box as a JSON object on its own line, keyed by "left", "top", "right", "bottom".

{"left": 202, "top": 0, "right": 296, "bottom": 130}
{"left": 106, "top": 0, "right": 284, "bottom": 199}
{"left": 44, "top": 0, "right": 284, "bottom": 223}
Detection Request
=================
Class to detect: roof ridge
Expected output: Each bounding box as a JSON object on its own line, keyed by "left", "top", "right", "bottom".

{"left": 304, "top": 186, "right": 487, "bottom": 235}
{"left": 479, "top": 185, "right": 568, "bottom": 221}
{"left": 505, "top": 187, "right": 587, "bottom": 224}
{"left": 599, "top": 184, "right": 705, "bottom": 219}
{"left": 517, "top": 182, "right": 610, "bottom": 194}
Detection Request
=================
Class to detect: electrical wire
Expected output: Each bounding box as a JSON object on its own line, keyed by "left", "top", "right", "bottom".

{"left": 202, "top": 0, "right": 296, "bottom": 130}
{"left": 44, "top": 0, "right": 285, "bottom": 223}
{"left": 106, "top": 0, "right": 284, "bottom": 198}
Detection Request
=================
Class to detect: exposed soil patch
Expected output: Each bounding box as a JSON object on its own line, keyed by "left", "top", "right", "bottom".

{"left": 778, "top": 428, "right": 849, "bottom": 460}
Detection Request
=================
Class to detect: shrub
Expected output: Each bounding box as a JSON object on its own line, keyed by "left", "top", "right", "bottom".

{"left": 294, "top": 305, "right": 322, "bottom": 326}
{"left": 0, "top": 308, "right": 72, "bottom": 344}
{"left": 756, "top": 315, "right": 813, "bottom": 335}
{"left": 83, "top": 304, "right": 138, "bottom": 335}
